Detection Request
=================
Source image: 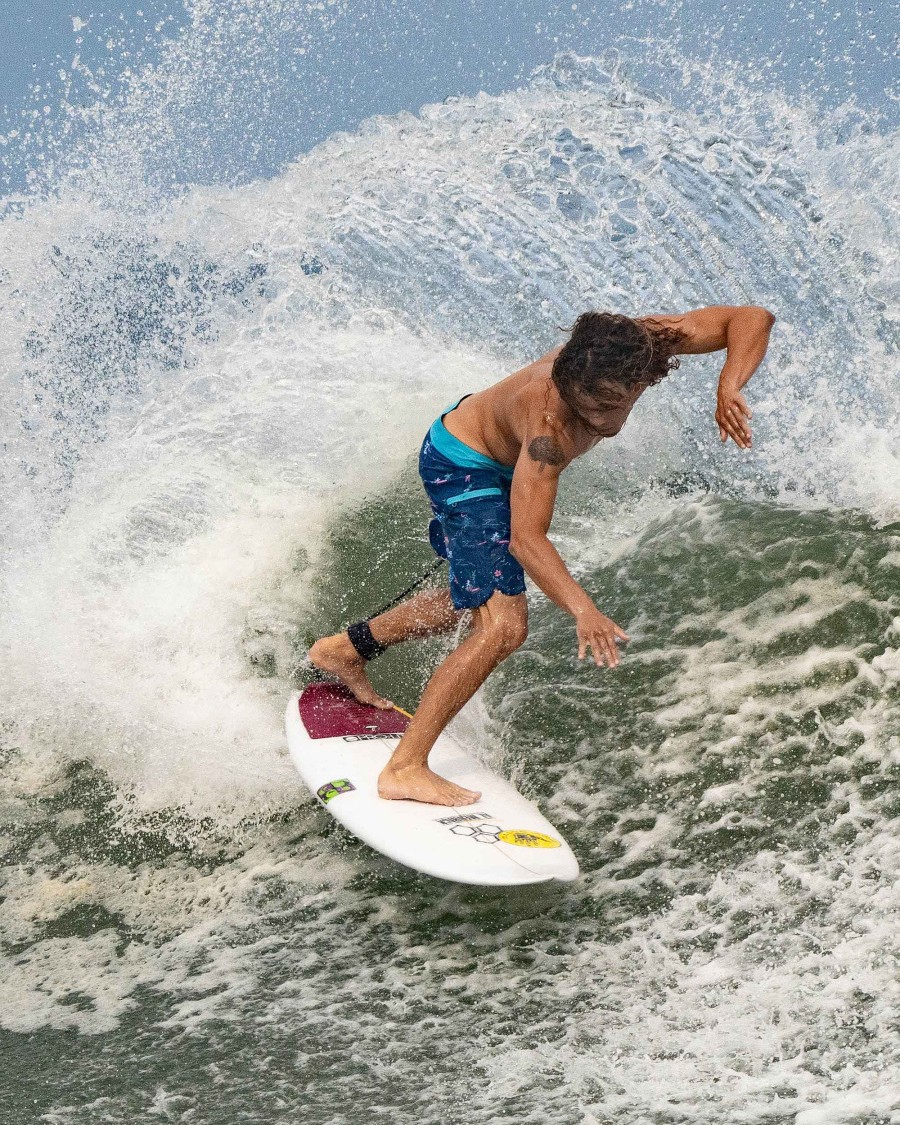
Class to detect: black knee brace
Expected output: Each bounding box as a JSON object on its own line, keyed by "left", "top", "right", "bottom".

{"left": 346, "top": 620, "right": 387, "bottom": 662}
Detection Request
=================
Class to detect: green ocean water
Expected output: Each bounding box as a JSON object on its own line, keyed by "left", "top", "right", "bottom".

{"left": 3, "top": 485, "right": 898, "bottom": 1123}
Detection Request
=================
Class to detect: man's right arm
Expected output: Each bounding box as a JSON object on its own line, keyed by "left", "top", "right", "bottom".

{"left": 508, "top": 421, "right": 629, "bottom": 668}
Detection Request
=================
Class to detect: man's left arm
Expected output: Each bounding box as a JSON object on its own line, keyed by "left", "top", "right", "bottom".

{"left": 640, "top": 304, "right": 776, "bottom": 449}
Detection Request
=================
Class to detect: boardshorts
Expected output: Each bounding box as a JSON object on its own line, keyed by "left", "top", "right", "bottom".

{"left": 419, "top": 398, "right": 526, "bottom": 610}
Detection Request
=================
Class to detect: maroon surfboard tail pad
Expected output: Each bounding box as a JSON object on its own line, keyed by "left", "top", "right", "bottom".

{"left": 298, "top": 682, "right": 410, "bottom": 740}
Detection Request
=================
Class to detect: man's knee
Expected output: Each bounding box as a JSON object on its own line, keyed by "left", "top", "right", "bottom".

{"left": 500, "top": 612, "right": 529, "bottom": 653}
{"left": 476, "top": 596, "right": 528, "bottom": 656}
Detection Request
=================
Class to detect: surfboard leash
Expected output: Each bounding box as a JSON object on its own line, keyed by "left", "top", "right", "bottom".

{"left": 366, "top": 557, "right": 446, "bottom": 619}
{"left": 301, "top": 557, "right": 445, "bottom": 704}
{"left": 301, "top": 558, "right": 446, "bottom": 655}
{"left": 371, "top": 559, "right": 447, "bottom": 723}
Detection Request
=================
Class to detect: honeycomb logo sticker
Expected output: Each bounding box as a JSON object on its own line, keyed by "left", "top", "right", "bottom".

{"left": 450, "top": 822, "right": 503, "bottom": 843}
{"left": 316, "top": 778, "right": 356, "bottom": 803}
{"left": 448, "top": 824, "right": 561, "bottom": 849}
{"left": 497, "top": 829, "right": 560, "bottom": 849}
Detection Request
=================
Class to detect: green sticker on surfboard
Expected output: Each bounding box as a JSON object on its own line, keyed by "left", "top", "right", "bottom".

{"left": 317, "top": 778, "right": 356, "bottom": 803}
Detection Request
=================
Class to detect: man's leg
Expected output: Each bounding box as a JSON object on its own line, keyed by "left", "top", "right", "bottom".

{"left": 378, "top": 590, "right": 527, "bottom": 806}
{"left": 309, "top": 588, "right": 463, "bottom": 709}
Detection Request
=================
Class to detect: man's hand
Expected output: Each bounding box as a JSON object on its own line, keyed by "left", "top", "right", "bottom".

{"left": 716, "top": 385, "right": 753, "bottom": 449}
{"left": 575, "top": 606, "right": 630, "bottom": 668}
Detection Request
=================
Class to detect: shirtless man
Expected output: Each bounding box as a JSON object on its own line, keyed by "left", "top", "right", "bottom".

{"left": 310, "top": 305, "right": 776, "bottom": 806}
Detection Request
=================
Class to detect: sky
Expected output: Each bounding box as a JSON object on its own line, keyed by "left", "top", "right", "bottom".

{"left": 0, "top": 0, "right": 896, "bottom": 194}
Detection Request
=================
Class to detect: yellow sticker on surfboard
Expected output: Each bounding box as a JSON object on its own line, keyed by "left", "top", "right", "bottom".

{"left": 497, "top": 829, "right": 561, "bottom": 849}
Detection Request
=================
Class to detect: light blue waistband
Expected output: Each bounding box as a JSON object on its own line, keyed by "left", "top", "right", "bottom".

{"left": 429, "top": 398, "right": 515, "bottom": 479}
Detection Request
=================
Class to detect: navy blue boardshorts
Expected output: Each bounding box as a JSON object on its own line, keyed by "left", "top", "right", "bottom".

{"left": 419, "top": 399, "right": 526, "bottom": 610}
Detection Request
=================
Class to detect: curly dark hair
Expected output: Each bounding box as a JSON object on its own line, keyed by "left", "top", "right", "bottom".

{"left": 551, "top": 311, "right": 686, "bottom": 423}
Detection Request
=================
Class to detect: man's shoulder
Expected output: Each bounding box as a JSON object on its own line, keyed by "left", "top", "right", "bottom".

{"left": 536, "top": 343, "right": 565, "bottom": 365}
{"left": 515, "top": 374, "right": 562, "bottom": 421}
{"left": 505, "top": 344, "right": 563, "bottom": 379}
{"left": 513, "top": 379, "right": 580, "bottom": 466}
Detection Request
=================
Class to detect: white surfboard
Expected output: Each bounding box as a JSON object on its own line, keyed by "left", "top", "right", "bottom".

{"left": 285, "top": 683, "right": 579, "bottom": 886}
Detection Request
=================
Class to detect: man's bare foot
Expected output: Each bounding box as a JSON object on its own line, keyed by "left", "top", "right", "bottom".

{"left": 378, "top": 763, "right": 481, "bottom": 806}
{"left": 308, "top": 633, "right": 394, "bottom": 710}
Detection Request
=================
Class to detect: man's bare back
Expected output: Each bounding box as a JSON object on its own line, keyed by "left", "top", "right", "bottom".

{"left": 443, "top": 345, "right": 640, "bottom": 469}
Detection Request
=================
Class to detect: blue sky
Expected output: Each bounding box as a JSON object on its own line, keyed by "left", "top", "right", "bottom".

{"left": 1, "top": 0, "right": 896, "bottom": 194}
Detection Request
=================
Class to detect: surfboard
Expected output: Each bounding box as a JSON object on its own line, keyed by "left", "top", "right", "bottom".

{"left": 285, "top": 683, "right": 580, "bottom": 886}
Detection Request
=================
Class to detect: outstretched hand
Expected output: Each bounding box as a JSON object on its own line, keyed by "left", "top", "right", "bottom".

{"left": 716, "top": 385, "right": 753, "bottom": 449}
{"left": 575, "top": 606, "right": 630, "bottom": 668}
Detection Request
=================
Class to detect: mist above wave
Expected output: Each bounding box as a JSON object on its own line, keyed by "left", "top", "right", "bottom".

{"left": 0, "top": 48, "right": 896, "bottom": 813}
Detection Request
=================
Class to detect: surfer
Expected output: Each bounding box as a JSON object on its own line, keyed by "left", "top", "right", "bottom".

{"left": 311, "top": 305, "right": 775, "bottom": 806}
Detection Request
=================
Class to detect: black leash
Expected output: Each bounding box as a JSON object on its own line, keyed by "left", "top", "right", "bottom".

{"left": 368, "top": 557, "right": 446, "bottom": 619}
{"left": 302, "top": 557, "right": 446, "bottom": 679}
